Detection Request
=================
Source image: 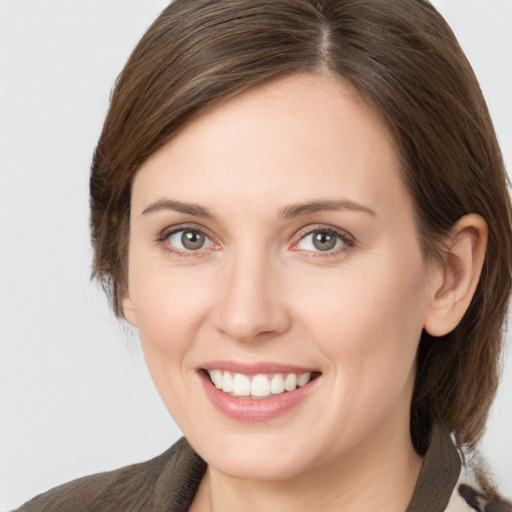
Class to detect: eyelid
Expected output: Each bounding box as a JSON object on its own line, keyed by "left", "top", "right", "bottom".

{"left": 291, "top": 224, "right": 355, "bottom": 254}
{"left": 157, "top": 223, "right": 220, "bottom": 255}
{"left": 156, "top": 222, "right": 355, "bottom": 257}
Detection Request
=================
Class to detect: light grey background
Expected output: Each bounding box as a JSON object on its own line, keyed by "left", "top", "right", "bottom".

{"left": 0, "top": 1, "right": 511, "bottom": 509}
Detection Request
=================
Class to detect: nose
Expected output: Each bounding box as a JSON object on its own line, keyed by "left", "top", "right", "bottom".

{"left": 212, "top": 248, "right": 292, "bottom": 343}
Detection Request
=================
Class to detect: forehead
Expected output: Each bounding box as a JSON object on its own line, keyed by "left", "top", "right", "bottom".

{"left": 132, "top": 72, "right": 408, "bottom": 220}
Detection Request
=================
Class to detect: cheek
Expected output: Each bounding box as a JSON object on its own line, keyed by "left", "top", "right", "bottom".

{"left": 127, "top": 255, "right": 216, "bottom": 360}
{"left": 127, "top": 269, "right": 217, "bottom": 422}
{"left": 294, "top": 255, "right": 428, "bottom": 384}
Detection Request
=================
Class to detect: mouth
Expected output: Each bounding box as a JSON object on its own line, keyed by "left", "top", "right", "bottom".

{"left": 198, "top": 363, "right": 322, "bottom": 422}
{"left": 204, "top": 369, "right": 320, "bottom": 399}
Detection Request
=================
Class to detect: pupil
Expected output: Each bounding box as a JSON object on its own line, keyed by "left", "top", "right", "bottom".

{"left": 182, "top": 231, "right": 205, "bottom": 250}
{"left": 312, "top": 231, "right": 336, "bottom": 251}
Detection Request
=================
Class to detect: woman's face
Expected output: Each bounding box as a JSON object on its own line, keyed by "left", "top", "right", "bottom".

{"left": 125, "top": 73, "right": 436, "bottom": 481}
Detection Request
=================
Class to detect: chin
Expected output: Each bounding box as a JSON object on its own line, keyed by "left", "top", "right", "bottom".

{"left": 209, "top": 449, "right": 313, "bottom": 482}
{"left": 188, "top": 427, "right": 324, "bottom": 482}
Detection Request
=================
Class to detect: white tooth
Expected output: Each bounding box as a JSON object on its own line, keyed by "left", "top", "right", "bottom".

{"left": 211, "top": 369, "right": 223, "bottom": 389}
{"left": 270, "top": 374, "right": 285, "bottom": 394}
{"left": 222, "top": 371, "right": 233, "bottom": 393}
{"left": 284, "top": 373, "right": 298, "bottom": 391}
{"left": 298, "top": 372, "right": 311, "bottom": 387}
{"left": 251, "top": 374, "right": 271, "bottom": 397}
{"left": 232, "top": 373, "right": 251, "bottom": 396}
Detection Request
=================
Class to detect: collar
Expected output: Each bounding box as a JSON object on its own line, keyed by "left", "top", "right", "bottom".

{"left": 406, "top": 425, "right": 461, "bottom": 512}
{"left": 172, "top": 426, "right": 462, "bottom": 511}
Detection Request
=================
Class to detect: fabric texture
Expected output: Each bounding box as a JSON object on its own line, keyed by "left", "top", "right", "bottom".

{"left": 16, "top": 439, "right": 206, "bottom": 512}
{"left": 16, "top": 428, "right": 510, "bottom": 511}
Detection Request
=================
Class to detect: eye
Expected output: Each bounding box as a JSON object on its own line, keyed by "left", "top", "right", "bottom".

{"left": 296, "top": 228, "right": 352, "bottom": 253}
{"left": 165, "top": 228, "right": 216, "bottom": 252}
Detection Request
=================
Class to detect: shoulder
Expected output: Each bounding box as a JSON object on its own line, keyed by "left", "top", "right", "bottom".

{"left": 454, "top": 484, "right": 512, "bottom": 512}
{"left": 447, "top": 465, "right": 512, "bottom": 512}
{"left": 15, "top": 438, "right": 206, "bottom": 512}
{"left": 441, "top": 440, "right": 512, "bottom": 512}
{"left": 408, "top": 426, "right": 511, "bottom": 512}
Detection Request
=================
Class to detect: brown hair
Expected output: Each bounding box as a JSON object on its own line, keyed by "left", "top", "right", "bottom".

{"left": 90, "top": 0, "right": 511, "bottom": 458}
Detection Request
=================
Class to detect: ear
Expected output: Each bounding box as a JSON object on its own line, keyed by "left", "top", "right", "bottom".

{"left": 424, "top": 214, "right": 488, "bottom": 337}
{"left": 122, "top": 289, "right": 138, "bottom": 327}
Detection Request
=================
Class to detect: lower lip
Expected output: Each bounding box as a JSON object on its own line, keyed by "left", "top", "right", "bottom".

{"left": 198, "top": 371, "right": 319, "bottom": 422}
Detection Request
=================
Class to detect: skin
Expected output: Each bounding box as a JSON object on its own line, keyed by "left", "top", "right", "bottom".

{"left": 123, "top": 73, "right": 487, "bottom": 511}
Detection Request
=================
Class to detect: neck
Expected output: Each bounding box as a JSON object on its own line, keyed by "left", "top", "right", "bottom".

{"left": 191, "top": 423, "right": 423, "bottom": 512}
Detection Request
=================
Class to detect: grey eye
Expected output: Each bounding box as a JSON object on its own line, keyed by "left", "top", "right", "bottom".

{"left": 181, "top": 231, "right": 206, "bottom": 250}
{"left": 298, "top": 230, "right": 343, "bottom": 252}
{"left": 168, "top": 230, "right": 211, "bottom": 251}
{"left": 312, "top": 231, "right": 337, "bottom": 251}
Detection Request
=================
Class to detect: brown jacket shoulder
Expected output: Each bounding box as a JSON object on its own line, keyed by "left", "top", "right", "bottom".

{"left": 15, "top": 438, "right": 206, "bottom": 512}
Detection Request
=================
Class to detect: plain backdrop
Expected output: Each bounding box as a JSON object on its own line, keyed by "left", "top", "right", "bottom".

{"left": 1, "top": 1, "right": 511, "bottom": 509}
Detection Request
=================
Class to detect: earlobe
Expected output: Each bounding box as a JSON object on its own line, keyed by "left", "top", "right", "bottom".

{"left": 122, "top": 291, "right": 138, "bottom": 327}
{"left": 424, "top": 214, "right": 488, "bottom": 337}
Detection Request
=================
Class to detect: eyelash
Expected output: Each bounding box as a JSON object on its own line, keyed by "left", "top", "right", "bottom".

{"left": 157, "top": 224, "right": 219, "bottom": 258}
{"left": 157, "top": 224, "right": 355, "bottom": 258}
{"left": 292, "top": 225, "right": 355, "bottom": 258}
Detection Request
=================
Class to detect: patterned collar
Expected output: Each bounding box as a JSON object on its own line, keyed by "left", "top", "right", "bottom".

{"left": 407, "top": 426, "right": 511, "bottom": 511}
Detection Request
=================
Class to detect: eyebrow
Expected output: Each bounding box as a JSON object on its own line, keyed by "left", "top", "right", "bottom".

{"left": 279, "top": 199, "right": 376, "bottom": 219}
{"left": 141, "top": 199, "right": 215, "bottom": 218}
{"left": 141, "top": 198, "right": 376, "bottom": 219}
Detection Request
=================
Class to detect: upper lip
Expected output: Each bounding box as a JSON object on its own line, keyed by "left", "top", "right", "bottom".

{"left": 200, "top": 360, "right": 319, "bottom": 375}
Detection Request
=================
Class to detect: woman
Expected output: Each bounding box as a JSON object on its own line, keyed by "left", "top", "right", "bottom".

{"left": 17, "top": 0, "right": 511, "bottom": 510}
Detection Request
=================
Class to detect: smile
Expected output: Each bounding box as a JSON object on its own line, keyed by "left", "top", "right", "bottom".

{"left": 206, "top": 370, "right": 315, "bottom": 399}
{"left": 199, "top": 364, "right": 321, "bottom": 422}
